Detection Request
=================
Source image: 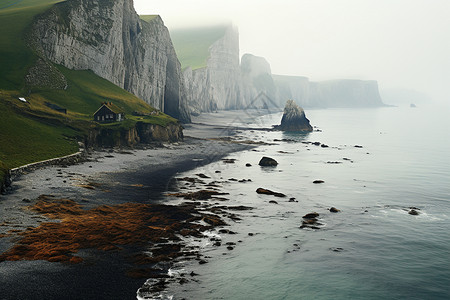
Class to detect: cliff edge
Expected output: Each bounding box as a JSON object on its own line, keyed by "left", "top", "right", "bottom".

{"left": 30, "top": 0, "right": 190, "bottom": 123}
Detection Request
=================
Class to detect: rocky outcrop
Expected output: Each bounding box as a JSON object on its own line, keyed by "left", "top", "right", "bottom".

{"left": 30, "top": 0, "right": 190, "bottom": 123}
{"left": 274, "top": 100, "right": 313, "bottom": 132}
{"left": 86, "top": 122, "right": 183, "bottom": 148}
{"left": 258, "top": 156, "right": 278, "bottom": 166}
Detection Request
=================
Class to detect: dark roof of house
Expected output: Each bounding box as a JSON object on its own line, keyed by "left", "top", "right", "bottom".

{"left": 94, "top": 102, "right": 125, "bottom": 115}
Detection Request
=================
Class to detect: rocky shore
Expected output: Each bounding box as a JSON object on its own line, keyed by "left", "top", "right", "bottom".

{"left": 0, "top": 111, "right": 263, "bottom": 299}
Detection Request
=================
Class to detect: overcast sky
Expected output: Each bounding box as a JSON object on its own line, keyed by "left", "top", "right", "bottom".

{"left": 134, "top": 0, "right": 450, "bottom": 104}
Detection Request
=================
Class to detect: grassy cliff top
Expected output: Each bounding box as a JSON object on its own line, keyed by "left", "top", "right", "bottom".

{"left": 168, "top": 25, "right": 228, "bottom": 70}
{"left": 140, "top": 14, "right": 158, "bottom": 23}
{"left": 0, "top": 1, "right": 178, "bottom": 169}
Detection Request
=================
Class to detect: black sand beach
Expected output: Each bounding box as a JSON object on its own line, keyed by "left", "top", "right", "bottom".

{"left": 0, "top": 111, "right": 263, "bottom": 300}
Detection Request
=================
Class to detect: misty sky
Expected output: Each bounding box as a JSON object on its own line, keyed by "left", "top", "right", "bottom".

{"left": 134, "top": 0, "right": 450, "bottom": 104}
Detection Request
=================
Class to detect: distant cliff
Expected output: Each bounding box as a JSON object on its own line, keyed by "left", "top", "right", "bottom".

{"left": 30, "top": 0, "right": 190, "bottom": 123}
{"left": 174, "top": 25, "right": 384, "bottom": 112}
{"left": 182, "top": 25, "right": 241, "bottom": 113}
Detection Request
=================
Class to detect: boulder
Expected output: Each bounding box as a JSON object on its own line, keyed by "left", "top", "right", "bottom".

{"left": 274, "top": 100, "right": 313, "bottom": 132}
{"left": 259, "top": 157, "right": 278, "bottom": 166}
{"left": 408, "top": 209, "right": 419, "bottom": 215}
{"left": 256, "top": 188, "right": 286, "bottom": 198}
{"left": 330, "top": 207, "right": 340, "bottom": 213}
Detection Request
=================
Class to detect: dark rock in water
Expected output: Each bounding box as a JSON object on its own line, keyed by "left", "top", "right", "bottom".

{"left": 312, "top": 142, "right": 321, "bottom": 146}
{"left": 408, "top": 209, "right": 420, "bottom": 215}
{"left": 330, "top": 207, "right": 340, "bottom": 213}
{"left": 354, "top": 145, "right": 363, "bottom": 148}
{"left": 330, "top": 247, "right": 344, "bottom": 252}
{"left": 245, "top": 163, "right": 252, "bottom": 167}
{"left": 313, "top": 180, "right": 325, "bottom": 184}
{"left": 269, "top": 200, "right": 279, "bottom": 204}
{"left": 256, "top": 188, "right": 286, "bottom": 198}
{"left": 303, "top": 212, "right": 319, "bottom": 219}
{"left": 198, "top": 259, "right": 208, "bottom": 264}
{"left": 196, "top": 173, "right": 210, "bottom": 179}
{"left": 259, "top": 156, "right": 278, "bottom": 166}
{"left": 274, "top": 100, "right": 313, "bottom": 132}
{"left": 289, "top": 197, "right": 297, "bottom": 202}
{"left": 321, "top": 144, "right": 329, "bottom": 148}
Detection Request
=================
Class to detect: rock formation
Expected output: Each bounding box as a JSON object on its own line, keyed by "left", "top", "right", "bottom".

{"left": 275, "top": 100, "right": 313, "bottom": 132}
{"left": 258, "top": 156, "right": 278, "bottom": 166}
{"left": 183, "top": 25, "right": 241, "bottom": 113}
{"left": 174, "top": 24, "right": 385, "bottom": 113}
{"left": 29, "top": 0, "right": 190, "bottom": 123}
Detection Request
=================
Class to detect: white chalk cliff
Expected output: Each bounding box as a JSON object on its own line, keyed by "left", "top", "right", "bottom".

{"left": 30, "top": 0, "right": 190, "bottom": 122}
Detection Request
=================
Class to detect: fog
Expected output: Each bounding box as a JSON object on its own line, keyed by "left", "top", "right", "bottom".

{"left": 134, "top": 0, "right": 450, "bottom": 106}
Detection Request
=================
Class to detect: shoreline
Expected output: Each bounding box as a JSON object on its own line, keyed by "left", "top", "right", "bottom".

{"left": 0, "top": 111, "right": 266, "bottom": 300}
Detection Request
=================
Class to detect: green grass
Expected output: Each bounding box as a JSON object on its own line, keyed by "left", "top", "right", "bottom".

{"left": 0, "top": 0, "right": 62, "bottom": 90}
{"left": 0, "top": 159, "right": 8, "bottom": 186}
{"left": 0, "top": 1, "right": 179, "bottom": 171}
{"left": 0, "top": 96, "right": 79, "bottom": 168}
{"left": 37, "top": 66, "right": 157, "bottom": 118}
{"left": 140, "top": 15, "right": 158, "bottom": 24}
{"left": 168, "top": 25, "right": 228, "bottom": 70}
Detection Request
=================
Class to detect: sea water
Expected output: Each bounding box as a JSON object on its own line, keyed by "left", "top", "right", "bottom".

{"left": 160, "top": 105, "right": 450, "bottom": 300}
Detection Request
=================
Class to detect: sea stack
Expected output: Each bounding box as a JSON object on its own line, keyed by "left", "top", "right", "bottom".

{"left": 275, "top": 100, "right": 313, "bottom": 132}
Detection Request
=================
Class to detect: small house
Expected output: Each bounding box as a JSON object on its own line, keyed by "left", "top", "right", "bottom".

{"left": 94, "top": 102, "right": 125, "bottom": 123}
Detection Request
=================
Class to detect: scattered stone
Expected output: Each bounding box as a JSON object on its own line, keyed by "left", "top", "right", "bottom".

{"left": 226, "top": 206, "right": 253, "bottom": 211}
{"left": 215, "top": 170, "right": 221, "bottom": 173}
{"left": 22, "top": 198, "right": 31, "bottom": 203}
{"left": 269, "top": 200, "right": 278, "bottom": 204}
{"left": 222, "top": 159, "right": 236, "bottom": 164}
{"left": 245, "top": 163, "right": 252, "bottom": 167}
{"left": 190, "top": 271, "right": 198, "bottom": 277}
{"left": 330, "top": 207, "right": 340, "bottom": 213}
{"left": 198, "top": 260, "right": 208, "bottom": 265}
{"left": 167, "top": 190, "right": 229, "bottom": 200}
{"left": 303, "top": 212, "right": 319, "bottom": 219}
{"left": 248, "top": 233, "right": 254, "bottom": 236}
{"left": 258, "top": 157, "right": 278, "bottom": 167}
{"left": 313, "top": 180, "right": 325, "bottom": 184}
{"left": 408, "top": 209, "right": 419, "bottom": 215}
{"left": 312, "top": 142, "right": 321, "bottom": 146}
{"left": 227, "top": 246, "right": 234, "bottom": 251}
{"left": 196, "top": 173, "right": 210, "bottom": 179}
{"left": 327, "top": 161, "right": 342, "bottom": 164}
{"left": 321, "top": 144, "right": 329, "bottom": 148}
{"left": 354, "top": 145, "right": 363, "bottom": 148}
{"left": 330, "top": 247, "right": 344, "bottom": 252}
{"left": 289, "top": 198, "right": 297, "bottom": 202}
{"left": 256, "top": 188, "right": 286, "bottom": 198}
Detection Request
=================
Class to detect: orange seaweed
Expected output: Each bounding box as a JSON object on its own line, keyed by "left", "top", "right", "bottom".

{"left": 0, "top": 195, "right": 218, "bottom": 266}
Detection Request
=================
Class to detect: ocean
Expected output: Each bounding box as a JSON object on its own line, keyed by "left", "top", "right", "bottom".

{"left": 145, "top": 104, "right": 450, "bottom": 300}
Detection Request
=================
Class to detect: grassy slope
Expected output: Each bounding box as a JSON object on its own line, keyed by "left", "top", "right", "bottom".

{"left": 166, "top": 25, "right": 227, "bottom": 70}
{"left": 0, "top": 1, "right": 177, "bottom": 170}
{"left": 0, "top": 0, "right": 62, "bottom": 90}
